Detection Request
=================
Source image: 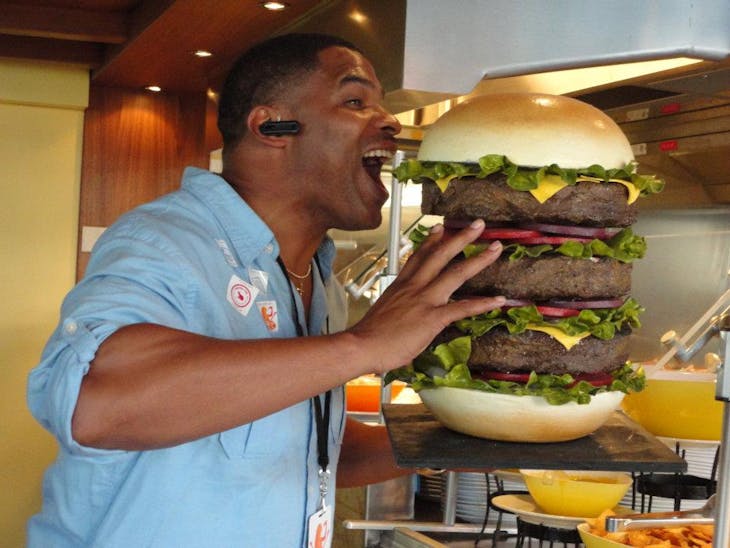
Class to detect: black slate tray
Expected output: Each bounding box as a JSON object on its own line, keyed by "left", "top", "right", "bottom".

{"left": 383, "top": 404, "right": 687, "bottom": 472}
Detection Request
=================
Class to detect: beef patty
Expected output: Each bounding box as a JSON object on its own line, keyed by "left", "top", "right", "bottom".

{"left": 435, "top": 326, "right": 630, "bottom": 375}
{"left": 456, "top": 255, "right": 632, "bottom": 301}
{"left": 421, "top": 175, "right": 637, "bottom": 226}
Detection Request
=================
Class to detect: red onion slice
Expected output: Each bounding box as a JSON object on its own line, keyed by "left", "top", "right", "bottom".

{"left": 519, "top": 222, "right": 622, "bottom": 239}
{"left": 513, "top": 236, "right": 594, "bottom": 245}
{"left": 545, "top": 298, "right": 627, "bottom": 309}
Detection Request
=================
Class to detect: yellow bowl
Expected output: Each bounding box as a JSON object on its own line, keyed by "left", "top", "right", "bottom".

{"left": 577, "top": 523, "right": 628, "bottom": 547}
{"left": 622, "top": 367, "right": 722, "bottom": 440}
{"left": 521, "top": 470, "right": 632, "bottom": 518}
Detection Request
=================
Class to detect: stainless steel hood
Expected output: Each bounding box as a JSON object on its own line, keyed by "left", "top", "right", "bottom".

{"left": 287, "top": 0, "right": 730, "bottom": 109}
{"left": 286, "top": 0, "right": 730, "bottom": 207}
{"left": 581, "top": 69, "right": 730, "bottom": 209}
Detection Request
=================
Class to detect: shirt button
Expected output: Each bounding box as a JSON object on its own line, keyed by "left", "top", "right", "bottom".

{"left": 264, "top": 244, "right": 274, "bottom": 254}
{"left": 64, "top": 320, "right": 78, "bottom": 335}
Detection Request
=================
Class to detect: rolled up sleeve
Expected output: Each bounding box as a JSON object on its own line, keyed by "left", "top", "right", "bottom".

{"left": 27, "top": 226, "right": 197, "bottom": 457}
{"left": 27, "top": 316, "right": 124, "bottom": 457}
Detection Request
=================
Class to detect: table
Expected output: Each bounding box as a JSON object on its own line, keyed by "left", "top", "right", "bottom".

{"left": 383, "top": 404, "right": 687, "bottom": 472}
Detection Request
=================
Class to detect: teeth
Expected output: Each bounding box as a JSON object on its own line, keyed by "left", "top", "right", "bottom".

{"left": 362, "top": 149, "right": 394, "bottom": 159}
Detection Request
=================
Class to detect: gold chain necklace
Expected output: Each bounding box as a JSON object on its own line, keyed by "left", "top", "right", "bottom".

{"left": 286, "top": 263, "right": 312, "bottom": 296}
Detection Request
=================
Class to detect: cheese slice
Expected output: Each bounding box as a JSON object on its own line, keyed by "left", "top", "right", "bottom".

{"left": 526, "top": 324, "right": 591, "bottom": 350}
{"left": 436, "top": 173, "right": 458, "bottom": 192}
{"left": 528, "top": 174, "right": 568, "bottom": 204}
{"left": 526, "top": 174, "right": 641, "bottom": 205}
{"left": 576, "top": 176, "right": 640, "bottom": 204}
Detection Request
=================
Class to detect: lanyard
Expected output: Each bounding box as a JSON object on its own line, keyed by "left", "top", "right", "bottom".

{"left": 312, "top": 389, "right": 332, "bottom": 508}
{"left": 275, "top": 255, "right": 332, "bottom": 507}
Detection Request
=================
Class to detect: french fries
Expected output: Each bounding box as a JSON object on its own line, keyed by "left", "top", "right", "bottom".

{"left": 586, "top": 510, "right": 714, "bottom": 547}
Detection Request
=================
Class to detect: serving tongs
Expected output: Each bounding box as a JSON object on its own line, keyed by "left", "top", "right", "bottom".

{"left": 605, "top": 494, "right": 716, "bottom": 532}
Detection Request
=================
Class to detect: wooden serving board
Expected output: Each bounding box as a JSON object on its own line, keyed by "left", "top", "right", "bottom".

{"left": 382, "top": 404, "right": 686, "bottom": 472}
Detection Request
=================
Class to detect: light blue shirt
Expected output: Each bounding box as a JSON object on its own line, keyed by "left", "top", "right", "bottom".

{"left": 27, "top": 167, "right": 348, "bottom": 547}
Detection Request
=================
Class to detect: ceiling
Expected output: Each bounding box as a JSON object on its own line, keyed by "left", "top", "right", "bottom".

{"left": 0, "top": 0, "right": 327, "bottom": 93}
{"left": 3, "top": 0, "right": 729, "bottom": 208}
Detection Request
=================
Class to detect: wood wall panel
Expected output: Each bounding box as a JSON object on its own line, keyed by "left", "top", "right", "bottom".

{"left": 77, "top": 84, "right": 212, "bottom": 278}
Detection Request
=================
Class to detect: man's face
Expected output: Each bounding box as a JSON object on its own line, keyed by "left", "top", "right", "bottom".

{"left": 284, "top": 46, "right": 401, "bottom": 231}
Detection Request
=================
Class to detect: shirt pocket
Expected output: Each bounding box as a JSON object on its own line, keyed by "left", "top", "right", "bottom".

{"left": 218, "top": 401, "right": 309, "bottom": 460}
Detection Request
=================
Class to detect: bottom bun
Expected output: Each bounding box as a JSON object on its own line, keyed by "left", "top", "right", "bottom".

{"left": 419, "top": 387, "right": 625, "bottom": 443}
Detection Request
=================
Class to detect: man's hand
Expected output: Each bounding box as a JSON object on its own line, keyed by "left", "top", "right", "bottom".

{"left": 346, "top": 219, "right": 505, "bottom": 375}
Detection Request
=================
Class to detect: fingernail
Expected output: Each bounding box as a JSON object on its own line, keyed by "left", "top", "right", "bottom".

{"left": 488, "top": 240, "right": 502, "bottom": 251}
{"left": 429, "top": 223, "right": 444, "bottom": 234}
{"left": 470, "top": 219, "right": 485, "bottom": 229}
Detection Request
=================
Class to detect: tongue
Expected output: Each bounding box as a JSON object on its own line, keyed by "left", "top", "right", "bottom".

{"left": 362, "top": 158, "right": 382, "bottom": 181}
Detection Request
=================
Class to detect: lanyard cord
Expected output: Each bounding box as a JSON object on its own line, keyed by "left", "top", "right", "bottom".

{"left": 312, "top": 390, "right": 332, "bottom": 471}
{"left": 275, "top": 255, "right": 332, "bottom": 474}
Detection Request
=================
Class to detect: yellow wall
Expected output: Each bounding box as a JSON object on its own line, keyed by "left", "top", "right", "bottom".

{"left": 0, "top": 59, "right": 88, "bottom": 547}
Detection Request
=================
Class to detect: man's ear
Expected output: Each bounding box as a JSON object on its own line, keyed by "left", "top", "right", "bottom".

{"left": 247, "top": 107, "right": 289, "bottom": 146}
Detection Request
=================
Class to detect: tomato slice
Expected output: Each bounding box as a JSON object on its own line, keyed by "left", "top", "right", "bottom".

{"left": 535, "top": 305, "right": 580, "bottom": 317}
{"left": 477, "top": 228, "right": 542, "bottom": 240}
{"left": 445, "top": 227, "right": 541, "bottom": 240}
{"left": 477, "top": 370, "right": 532, "bottom": 383}
{"left": 570, "top": 372, "right": 614, "bottom": 387}
{"left": 513, "top": 236, "right": 594, "bottom": 245}
{"left": 444, "top": 227, "right": 543, "bottom": 241}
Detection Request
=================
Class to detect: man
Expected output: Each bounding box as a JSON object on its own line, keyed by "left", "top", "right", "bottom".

{"left": 27, "top": 34, "right": 505, "bottom": 547}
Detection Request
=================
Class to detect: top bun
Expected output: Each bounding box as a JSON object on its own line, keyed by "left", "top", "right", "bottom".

{"left": 417, "top": 93, "right": 634, "bottom": 169}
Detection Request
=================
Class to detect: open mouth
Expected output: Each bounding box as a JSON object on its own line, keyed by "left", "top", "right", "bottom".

{"left": 362, "top": 149, "right": 394, "bottom": 182}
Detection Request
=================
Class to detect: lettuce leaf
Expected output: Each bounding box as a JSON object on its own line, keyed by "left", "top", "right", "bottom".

{"left": 393, "top": 155, "right": 665, "bottom": 197}
{"left": 455, "top": 298, "right": 643, "bottom": 340}
{"left": 384, "top": 336, "right": 646, "bottom": 404}
{"left": 409, "top": 224, "right": 646, "bottom": 264}
{"left": 505, "top": 228, "right": 646, "bottom": 263}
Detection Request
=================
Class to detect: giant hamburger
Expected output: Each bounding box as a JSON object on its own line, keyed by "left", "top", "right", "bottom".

{"left": 387, "top": 93, "right": 661, "bottom": 442}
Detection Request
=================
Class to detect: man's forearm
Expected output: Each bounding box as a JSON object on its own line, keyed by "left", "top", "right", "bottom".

{"left": 72, "top": 323, "right": 369, "bottom": 450}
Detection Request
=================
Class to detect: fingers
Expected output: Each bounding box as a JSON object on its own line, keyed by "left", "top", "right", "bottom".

{"left": 437, "top": 295, "right": 507, "bottom": 327}
{"left": 399, "top": 219, "right": 487, "bottom": 284}
{"left": 430, "top": 239, "right": 503, "bottom": 298}
{"left": 348, "top": 219, "right": 508, "bottom": 374}
{"left": 395, "top": 223, "right": 446, "bottom": 280}
{"left": 395, "top": 219, "right": 505, "bottom": 308}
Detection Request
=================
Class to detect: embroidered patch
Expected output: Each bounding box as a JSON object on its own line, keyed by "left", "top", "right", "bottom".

{"left": 226, "top": 275, "right": 259, "bottom": 316}
{"left": 257, "top": 300, "right": 279, "bottom": 332}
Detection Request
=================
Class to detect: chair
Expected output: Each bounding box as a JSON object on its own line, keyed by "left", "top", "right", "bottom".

{"left": 514, "top": 519, "right": 582, "bottom": 548}
{"left": 481, "top": 474, "right": 580, "bottom": 548}
{"left": 634, "top": 442, "right": 719, "bottom": 512}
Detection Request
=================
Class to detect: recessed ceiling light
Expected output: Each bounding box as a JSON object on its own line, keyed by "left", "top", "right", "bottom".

{"left": 194, "top": 50, "right": 213, "bottom": 58}
{"left": 145, "top": 85, "right": 162, "bottom": 92}
{"left": 349, "top": 10, "right": 368, "bottom": 24}
{"left": 262, "top": 1, "right": 288, "bottom": 10}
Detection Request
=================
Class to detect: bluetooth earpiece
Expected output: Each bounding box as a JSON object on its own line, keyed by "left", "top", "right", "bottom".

{"left": 258, "top": 120, "right": 301, "bottom": 136}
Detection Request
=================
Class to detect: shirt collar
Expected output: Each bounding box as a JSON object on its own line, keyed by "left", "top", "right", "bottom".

{"left": 181, "top": 167, "right": 336, "bottom": 278}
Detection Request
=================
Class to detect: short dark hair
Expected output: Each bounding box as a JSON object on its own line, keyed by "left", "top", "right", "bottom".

{"left": 217, "top": 33, "right": 362, "bottom": 148}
